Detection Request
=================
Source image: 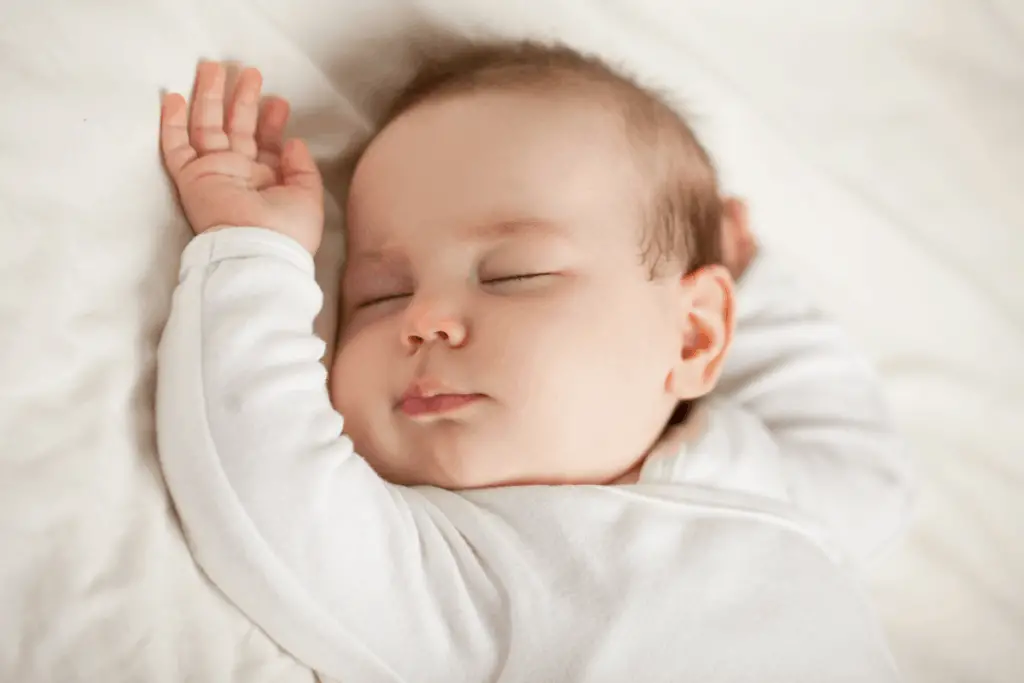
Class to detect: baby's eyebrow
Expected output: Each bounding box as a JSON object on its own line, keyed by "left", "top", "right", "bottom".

{"left": 347, "top": 247, "right": 405, "bottom": 267}
{"left": 460, "top": 218, "right": 566, "bottom": 241}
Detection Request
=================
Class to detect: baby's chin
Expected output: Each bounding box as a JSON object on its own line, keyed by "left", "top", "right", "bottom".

{"left": 362, "top": 444, "right": 628, "bottom": 490}
{"left": 352, "top": 416, "right": 640, "bottom": 489}
{"left": 362, "top": 451, "right": 513, "bottom": 490}
{"left": 356, "top": 437, "right": 542, "bottom": 490}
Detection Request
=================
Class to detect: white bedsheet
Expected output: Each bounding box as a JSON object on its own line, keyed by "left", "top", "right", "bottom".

{"left": 1, "top": 1, "right": 1021, "bottom": 681}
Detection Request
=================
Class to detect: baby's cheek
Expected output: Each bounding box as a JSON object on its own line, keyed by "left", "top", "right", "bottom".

{"left": 329, "top": 347, "right": 380, "bottom": 458}
{"left": 329, "top": 340, "right": 371, "bottom": 415}
{"left": 327, "top": 355, "right": 351, "bottom": 415}
{"left": 496, "top": 301, "right": 597, "bottom": 394}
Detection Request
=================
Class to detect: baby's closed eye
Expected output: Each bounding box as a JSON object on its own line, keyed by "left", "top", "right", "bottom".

{"left": 355, "top": 273, "right": 557, "bottom": 308}
{"left": 480, "top": 272, "right": 557, "bottom": 292}
{"left": 356, "top": 291, "right": 413, "bottom": 309}
{"left": 345, "top": 267, "right": 415, "bottom": 311}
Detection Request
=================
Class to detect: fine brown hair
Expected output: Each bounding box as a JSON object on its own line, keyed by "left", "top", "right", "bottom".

{"left": 360, "top": 39, "right": 723, "bottom": 276}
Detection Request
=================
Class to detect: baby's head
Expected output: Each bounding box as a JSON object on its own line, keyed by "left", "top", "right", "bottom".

{"left": 330, "top": 41, "right": 734, "bottom": 489}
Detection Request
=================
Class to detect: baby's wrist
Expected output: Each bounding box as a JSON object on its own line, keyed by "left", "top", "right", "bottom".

{"left": 205, "top": 224, "right": 322, "bottom": 256}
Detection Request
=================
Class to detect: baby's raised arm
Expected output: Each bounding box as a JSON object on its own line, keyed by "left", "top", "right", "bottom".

{"left": 157, "top": 63, "right": 503, "bottom": 682}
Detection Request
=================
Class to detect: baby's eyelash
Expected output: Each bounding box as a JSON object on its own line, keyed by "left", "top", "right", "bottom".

{"left": 357, "top": 292, "right": 412, "bottom": 309}
{"left": 482, "top": 273, "right": 551, "bottom": 284}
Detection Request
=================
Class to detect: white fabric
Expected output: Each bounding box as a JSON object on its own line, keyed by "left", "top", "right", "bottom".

{"left": 156, "top": 227, "right": 906, "bottom": 682}
{"left": 0, "top": 1, "right": 1021, "bottom": 682}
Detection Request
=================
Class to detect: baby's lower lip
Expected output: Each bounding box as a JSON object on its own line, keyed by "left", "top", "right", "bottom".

{"left": 399, "top": 393, "right": 485, "bottom": 417}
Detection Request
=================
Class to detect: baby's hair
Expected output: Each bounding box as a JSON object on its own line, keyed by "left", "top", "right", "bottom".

{"left": 368, "top": 39, "right": 723, "bottom": 276}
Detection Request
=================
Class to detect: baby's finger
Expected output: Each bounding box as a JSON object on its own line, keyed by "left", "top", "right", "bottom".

{"left": 160, "top": 93, "right": 197, "bottom": 180}
{"left": 189, "top": 62, "right": 230, "bottom": 154}
{"left": 256, "top": 97, "right": 290, "bottom": 168}
{"left": 281, "top": 138, "right": 322, "bottom": 194}
{"left": 226, "top": 67, "right": 261, "bottom": 159}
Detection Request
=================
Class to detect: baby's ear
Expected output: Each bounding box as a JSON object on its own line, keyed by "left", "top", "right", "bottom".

{"left": 665, "top": 265, "right": 735, "bottom": 400}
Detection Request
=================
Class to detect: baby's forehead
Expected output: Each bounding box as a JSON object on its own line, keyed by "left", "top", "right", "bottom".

{"left": 348, "top": 89, "right": 649, "bottom": 233}
{"left": 369, "top": 87, "right": 639, "bottom": 163}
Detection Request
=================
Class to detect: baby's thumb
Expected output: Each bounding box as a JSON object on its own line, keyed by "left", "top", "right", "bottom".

{"left": 281, "top": 139, "right": 322, "bottom": 193}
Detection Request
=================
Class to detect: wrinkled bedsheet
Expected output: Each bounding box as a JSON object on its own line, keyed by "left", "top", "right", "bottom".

{"left": 1, "top": 1, "right": 1021, "bottom": 681}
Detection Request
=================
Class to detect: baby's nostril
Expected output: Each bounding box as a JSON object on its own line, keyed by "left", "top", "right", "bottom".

{"left": 438, "top": 330, "right": 449, "bottom": 341}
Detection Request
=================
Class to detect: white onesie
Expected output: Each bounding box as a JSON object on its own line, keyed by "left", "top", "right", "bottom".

{"left": 156, "top": 227, "right": 914, "bottom": 683}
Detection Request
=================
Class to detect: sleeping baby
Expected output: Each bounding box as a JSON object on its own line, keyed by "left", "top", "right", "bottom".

{"left": 157, "top": 41, "right": 913, "bottom": 682}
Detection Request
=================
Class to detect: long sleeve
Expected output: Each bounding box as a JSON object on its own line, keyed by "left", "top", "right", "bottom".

{"left": 157, "top": 230, "right": 904, "bottom": 682}
{"left": 639, "top": 254, "right": 916, "bottom": 566}
{"left": 156, "top": 228, "right": 504, "bottom": 683}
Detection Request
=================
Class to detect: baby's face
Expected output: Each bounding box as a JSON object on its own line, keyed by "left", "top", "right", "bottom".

{"left": 331, "top": 90, "right": 697, "bottom": 488}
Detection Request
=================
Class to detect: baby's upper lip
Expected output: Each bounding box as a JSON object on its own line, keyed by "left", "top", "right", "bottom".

{"left": 399, "top": 377, "right": 474, "bottom": 403}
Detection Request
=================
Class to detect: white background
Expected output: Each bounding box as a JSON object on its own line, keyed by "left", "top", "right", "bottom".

{"left": 1, "top": 1, "right": 1021, "bottom": 681}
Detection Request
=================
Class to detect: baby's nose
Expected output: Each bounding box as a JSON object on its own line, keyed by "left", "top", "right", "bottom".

{"left": 402, "top": 301, "right": 467, "bottom": 350}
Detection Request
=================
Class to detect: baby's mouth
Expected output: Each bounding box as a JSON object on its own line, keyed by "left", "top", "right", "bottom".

{"left": 397, "top": 377, "right": 486, "bottom": 419}
{"left": 398, "top": 393, "right": 486, "bottom": 418}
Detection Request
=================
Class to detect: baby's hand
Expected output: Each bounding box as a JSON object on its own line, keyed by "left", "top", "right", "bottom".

{"left": 721, "top": 197, "right": 758, "bottom": 281}
{"left": 160, "top": 63, "right": 324, "bottom": 254}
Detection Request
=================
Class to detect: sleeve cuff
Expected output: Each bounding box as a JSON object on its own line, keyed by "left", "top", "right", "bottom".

{"left": 180, "top": 227, "right": 316, "bottom": 277}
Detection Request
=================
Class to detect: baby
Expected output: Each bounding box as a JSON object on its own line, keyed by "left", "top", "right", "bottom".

{"left": 157, "top": 41, "right": 913, "bottom": 682}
